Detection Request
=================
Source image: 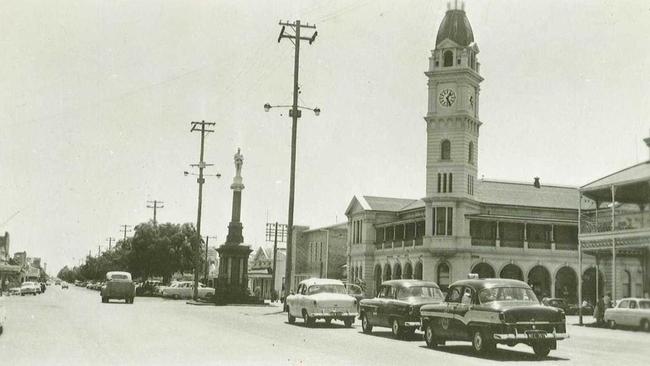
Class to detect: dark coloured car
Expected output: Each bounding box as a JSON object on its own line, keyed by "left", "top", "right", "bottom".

{"left": 359, "top": 280, "right": 444, "bottom": 339}
{"left": 420, "top": 278, "right": 567, "bottom": 358}
{"left": 541, "top": 297, "right": 569, "bottom": 313}
{"left": 100, "top": 271, "right": 136, "bottom": 304}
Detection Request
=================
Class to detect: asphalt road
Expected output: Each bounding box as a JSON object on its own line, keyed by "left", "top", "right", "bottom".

{"left": 1, "top": 285, "right": 649, "bottom": 366}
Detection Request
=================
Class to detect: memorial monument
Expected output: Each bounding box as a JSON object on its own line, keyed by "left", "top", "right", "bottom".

{"left": 214, "top": 148, "right": 256, "bottom": 303}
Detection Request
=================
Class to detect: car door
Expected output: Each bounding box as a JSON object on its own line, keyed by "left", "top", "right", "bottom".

{"left": 450, "top": 286, "right": 475, "bottom": 340}
{"left": 613, "top": 300, "right": 628, "bottom": 325}
{"left": 625, "top": 300, "right": 638, "bottom": 326}
{"left": 440, "top": 285, "right": 463, "bottom": 339}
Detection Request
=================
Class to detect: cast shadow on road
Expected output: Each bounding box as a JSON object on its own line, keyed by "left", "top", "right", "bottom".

{"left": 356, "top": 330, "right": 423, "bottom": 342}
{"left": 417, "top": 345, "right": 569, "bottom": 362}
{"left": 102, "top": 301, "right": 132, "bottom": 305}
{"left": 284, "top": 321, "right": 358, "bottom": 329}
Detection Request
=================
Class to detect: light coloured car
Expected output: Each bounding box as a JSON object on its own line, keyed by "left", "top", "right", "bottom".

{"left": 20, "top": 282, "right": 39, "bottom": 296}
{"left": 9, "top": 287, "right": 21, "bottom": 296}
{"left": 0, "top": 296, "right": 6, "bottom": 335}
{"left": 286, "top": 278, "right": 358, "bottom": 327}
{"left": 160, "top": 281, "right": 214, "bottom": 299}
{"left": 604, "top": 298, "right": 650, "bottom": 331}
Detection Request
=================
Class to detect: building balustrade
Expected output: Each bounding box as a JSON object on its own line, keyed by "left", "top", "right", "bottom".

{"left": 500, "top": 239, "right": 524, "bottom": 248}
{"left": 580, "top": 212, "right": 650, "bottom": 234}
{"left": 528, "top": 240, "right": 552, "bottom": 250}
{"left": 471, "top": 237, "right": 496, "bottom": 247}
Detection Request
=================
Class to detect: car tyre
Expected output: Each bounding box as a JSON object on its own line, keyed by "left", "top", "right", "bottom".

{"left": 472, "top": 330, "right": 495, "bottom": 355}
{"left": 640, "top": 319, "right": 649, "bottom": 332}
{"left": 173, "top": 294, "right": 180, "bottom": 300}
{"left": 608, "top": 320, "right": 616, "bottom": 329}
{"left": 287, "top": 309, "right": 296, "bottom": 324}
{"left": 303, "top": 310, "right": 315, "bottom": 327}
{"left": 344, "top": 317, "right": 353, "bottom": 328}
{"left": 361, "top": 314, "right": 373, "bottom": 334}
{"left": 532, "top": 343, "right": 551, "bottom": 358}
{"left": 424, "top": 322, "right": 439, "bottom": 348}
{"left": 102, "top": 297, "right": 108, "bottom": 303}
{"left": 324, "top": 318, "right": 332, "bottom": 325}
{"left": 391, "top": 319, "right": 403, "bottom": 339}
{"left": 0, "top": 326, "right": 3, "bottom": 335}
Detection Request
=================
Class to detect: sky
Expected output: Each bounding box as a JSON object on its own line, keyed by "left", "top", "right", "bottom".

{"left": 1, "top": 0, "right": 649, "bottom": 274}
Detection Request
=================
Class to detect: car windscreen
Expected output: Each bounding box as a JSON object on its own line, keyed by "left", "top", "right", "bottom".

{"left": 478, "top": 287, "right": 538, "bottom": 304}
{"left": 397, "top": 286, "right": 444, "bottom": 300}
{"left": 109, "top": 274, "right": 129, "bottom": 280}
{"left": 639, "top": 300, "right": 650, "bottom": 309}
{"left": 307, "top": 284, "right": 346, "bottom": 295}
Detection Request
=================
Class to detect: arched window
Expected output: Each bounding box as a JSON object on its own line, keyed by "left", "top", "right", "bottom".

{"left": 623, "top": 270, "right": 631, "bottom": 298}
{"left": 414, "top": 262, "right": 423, "bottom": 280}
{"left": 437, "top": 263, "right": 450, "bottom": 292}
{"left": 441, "top": 140, "right": 451, "bottom": 160}
{"left": 468, "top": 142, "right": 474, "bottom": 164}
{"left": 443, "top": 50, "right": 453, "bottom": 67}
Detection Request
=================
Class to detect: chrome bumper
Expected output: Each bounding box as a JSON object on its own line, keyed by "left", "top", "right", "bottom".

{"left": 404, "top": 321, "right": 421, "bottom": 327}
{"left": 493, "top": 332, "right": 569, "bottom": 341}
{"left": 310, "top": 311, "right": 358, "bottom": 318}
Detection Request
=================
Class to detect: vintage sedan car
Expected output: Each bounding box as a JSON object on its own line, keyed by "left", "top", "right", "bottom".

{"left": 20, "top": 282, "right": 40, "bottom": 296}
{"left": 541, "top": 297, "right": 569, "bottom": 313}
{"left": 160, "top": 281, "right": 214, "bottom": 299}
{"left": 286, "top": 278, "right": 358, "bottom": 327}
{"left": 0, "top": 296, "right": 5, "bottom": 335}
{"left": 359, "top": 280, "right": 444, "bottom": 339}
{"left": 61, "top": 282, "right": 69, "bottom": 289}
{"left": 604, "top": 298, "right": 650, "bottom": 331}
{"left": 9, "top": 287, "right": 21, "bottom": 296}
{"left": 100, "top": 271, "right": 136, "bottom": 304}
{"left": 420, "top": 278, "right": 568, "bottom": 358}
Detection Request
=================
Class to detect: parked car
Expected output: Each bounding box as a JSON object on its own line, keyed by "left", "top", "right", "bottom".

{"left": 0, "top": 296, "right": 5, "bottom": 335}
{"left": 420, "top": 277, "right": 568, "bottom": 358}
{"left": 9, "top": 287, "right": 21, "bottom": 296}
{"left": 100, "top": 271, "right": 136, "bottom": 304}
{"left": 286, "top": 278, "right": 358, "bottom": 327}
{"left": 160, "top": 281, "right": 214, "bottom": 299}
{"left": 345, "top": 283, "right": 367, "bottom": 311}
{"left": 542, "top": 297, "right": 569, "bottom": 313}
{"left": 604, "top": 298, "right": 650, "bottom": 331}
{"left": 20, "top": 282, "right": 40, "bottom": 296}
{"left": 61, "top": 282, "right": 69, "bottom": 289}
{"left": 55, "top": 280, "right": 61, "bottom": 286}
{"left": 359, "top": 280, "right": 444, "bottom": 338}
{"left": 567, "top": 301, "right": 593, "bottom": 316}
{"left": 136, "top": 280, "right": 163, "bottom": 296}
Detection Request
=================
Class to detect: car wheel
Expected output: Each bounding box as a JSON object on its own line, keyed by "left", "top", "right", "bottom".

{"left": 424, "top": 322, "right": 438, "bottom": 348}
{"left": 391, "top": 319, "right": 402, "bottom": 339}
{"left": 472, "top": 330, "right": 495, "bottom": 354}
{"left": 129, "top": 297, "right": 135, "bottom": 304}
{"left": 324, "top": 318, "right": 332, "bottom": 325}
{"left": 608, "top": 320, "right": 616, "bottom": 329}
{"left": 361, "top": 314, "right": 373, "bottom": 334}
{"left": 640, "top": 319, "right": 649, "bottom": 332}
{"left": 532, "top": 343, "right": 551, "bottom": 358}
{"left": 0, "top": 326, "right": 3, "bottom": 335}
{"left": 102, "top": 297, "right": 108, "bottom": 303}
{"left": 344, "top": 317, "right": 353, "bottom": 328}
{"left": 303, "top": 310, "right": 315, "bottom": 327}
{"left": 173, "top": 294, "right": 180, "bottom": 300}
{"left": 287, "top": 309, "right": 296, "bottom": 324}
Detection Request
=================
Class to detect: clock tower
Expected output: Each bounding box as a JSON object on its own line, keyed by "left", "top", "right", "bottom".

{"left": 424, "top": 3, "right": 483, "bottom": 237}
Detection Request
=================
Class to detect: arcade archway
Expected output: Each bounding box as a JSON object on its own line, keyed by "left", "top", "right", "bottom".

{"left": 582, "top": 267, "right": 604, "bottom": 305}
{"left": 383, "top": 263, "right": 392, "bottom": 281}
{"left": 555, "top": 266, "right": 577, "bottom": 303}
{"left": 528, "top": 265, "right": 551, "bottom": 299}
{"left": 393, "top": 263, "right": 402, "bottom": 280}
{"left": 403, "top": 262, "right": 413, "bottom": 279}
{"left": 472, "top": 262, "right": 495, "bottom": 279}
{"left": 500, "top": 264, "right": 523, "bottom": 281}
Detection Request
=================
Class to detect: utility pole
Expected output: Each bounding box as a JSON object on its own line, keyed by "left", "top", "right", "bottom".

{"left": 190, "top": 120, "right": 215, "bottom": 301}
{"left": 277, "top": 19, "right": 318, "bottom": 300}
{"left": 106, "top": 237, "right": 115, "bottom": 251}
{"left": 205, "top": 235, "right": 217, "bottom": 283}
{"left": 266, "top": 222, "right": 287, "bottom": 299}
{"left": 147, "top": 200, "right": 165, "bottom": 226}
{"left": 120, "top": 225, "right": 132, "bottom": 242}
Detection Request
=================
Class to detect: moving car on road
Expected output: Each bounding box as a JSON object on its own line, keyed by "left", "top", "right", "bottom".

{"left": 100, "top": 271, "right": 136, "bottom": 304}
{"left": 286, "top": 278, "right": 358, "bottom": 327}
{"left": 20, "top": 282, "right": 40, "bottom": 296}
{"left": 160, "top": 281, "right": 214, "bottom": 300}
{"left": 359, "top": 280, "right": 444, "bottom": 339}
{"left": 604, "top": 298, "right": 650, "bottom": 331}
{"left": 420, "top": 277, "right": 568, "bottom": 358}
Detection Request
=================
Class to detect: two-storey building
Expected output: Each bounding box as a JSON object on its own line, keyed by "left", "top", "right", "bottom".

{"left": 346, "top": 5, "right": 597, "bottom": 303}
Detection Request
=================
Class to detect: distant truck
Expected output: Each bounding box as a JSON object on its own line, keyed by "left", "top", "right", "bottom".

{"left": 100, "top": 271, "right": 136, "bottom": 304}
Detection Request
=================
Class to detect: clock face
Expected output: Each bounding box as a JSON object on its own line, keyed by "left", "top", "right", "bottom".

{"left": 438, "top": 89, "right": 456, "bottom": 107}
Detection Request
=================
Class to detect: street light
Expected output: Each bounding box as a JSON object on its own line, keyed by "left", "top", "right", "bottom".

{"left": 264, "top": 103, "right": 321, "bottom": 116}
